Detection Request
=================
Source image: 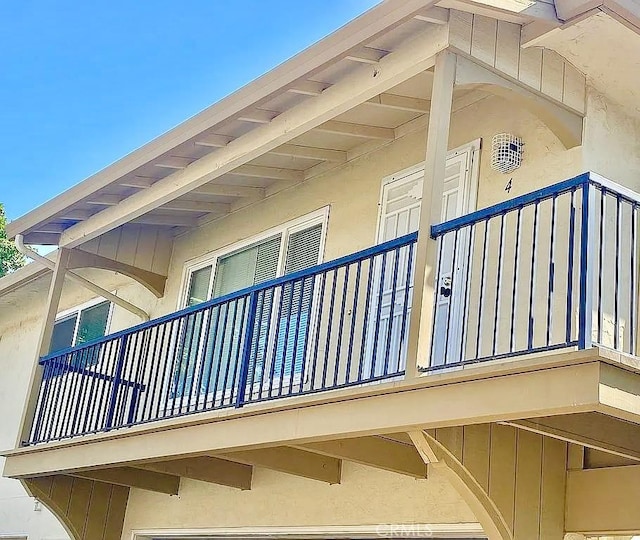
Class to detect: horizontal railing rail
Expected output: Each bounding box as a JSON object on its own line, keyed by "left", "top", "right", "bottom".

{"left": 38, "top": 234, "right": 417, "bottom": 364}
{"left": 29, "top": 233, "right": 417, "bottom": 444}
{"left": 431, "top": 174, "right": 589, "bottom": 237}
{"left": 427, "top": 171, "right": 640, "bottom": 370}
{"left": 28, "top": 171, "right": 640, "bottom": 445}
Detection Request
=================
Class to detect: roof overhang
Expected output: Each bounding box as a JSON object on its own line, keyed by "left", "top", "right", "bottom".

{"left": 5, "top": 0, "right": 560, "bottom": 249}
{"left": 554, "top": 0, "right": 640, "bottom": 28}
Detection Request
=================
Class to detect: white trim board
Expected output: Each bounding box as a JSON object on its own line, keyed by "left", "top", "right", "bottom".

{"left": 130, "top": 523, "right": 486, "bottom": 540}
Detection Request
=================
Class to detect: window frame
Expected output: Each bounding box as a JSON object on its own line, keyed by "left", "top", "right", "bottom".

{"left": 178, "top": 207, "right": 330, "bottom": 309}
{"left": 52, "top": 297, "right": 114, "bottom": 352}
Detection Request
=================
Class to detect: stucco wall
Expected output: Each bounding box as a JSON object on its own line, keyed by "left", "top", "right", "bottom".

{"left": 0, "top": 311, "right": 70, "bottom": 540}
{"left": 449, "top": 95, "right": 583, "bottom": 208}
{"left": 0, "top": 93, "right": 587, "bottom": 537}
{"left": 583, "top": 88, "right": 640, "bottom": 190}
{"left": 121, "top": 462, "right": 476, "bottom": 538}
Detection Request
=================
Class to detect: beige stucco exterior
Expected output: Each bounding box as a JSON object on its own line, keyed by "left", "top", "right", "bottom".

{"left": 0, "top": 88, "right": 637, "bottom": 538}
{"left": 3, "top": 3, "right": 640, "bottom": 539}
{"left": 122, "top": 463, "right": 476, "bottom": 536}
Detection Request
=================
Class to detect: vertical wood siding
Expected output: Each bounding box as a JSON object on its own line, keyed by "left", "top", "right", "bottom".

{"left": 25, "top": 475, "right": 129, "bottom": 540}
{"left": 433, "top": 424, "right": 568, "bottom": 540}
{"left": 449, "top": 11, "right": 586, "bottom": 115}
{"left": 80, "top": 224, "right": 173, "bottom": 276}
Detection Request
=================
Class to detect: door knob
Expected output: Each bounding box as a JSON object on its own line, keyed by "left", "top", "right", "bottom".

{"left": 440, "top": 276, "right": 452, "bottom": 298}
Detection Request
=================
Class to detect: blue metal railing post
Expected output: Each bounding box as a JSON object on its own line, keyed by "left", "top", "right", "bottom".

{"left": 104, "top": 334, "right": 129, "bottom": 430}
{"left": 235, "top": 291, "right": 259, "bottom": 408}
{"left": 578, "top": 176, "right": 595, "bottom": 349}
{"left": 29, "top": 364, "right": 50, "bottom": 444}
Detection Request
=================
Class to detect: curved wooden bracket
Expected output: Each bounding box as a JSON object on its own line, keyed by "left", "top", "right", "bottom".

{"left": 408, "top": 430, "right": 512, "bottom": 540}
{"left": 68, "top": 249, "right": 167, "bottom": 298}
{"left": 23, "top": 475, "right": 129, "bottom": 540}
{"left": 454, "top": 54, "right": 583, "bottom": 149}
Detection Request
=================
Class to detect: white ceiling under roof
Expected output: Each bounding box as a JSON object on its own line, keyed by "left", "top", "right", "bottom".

{"left": 5, "top": 0, "right": 563, "bottom": 248}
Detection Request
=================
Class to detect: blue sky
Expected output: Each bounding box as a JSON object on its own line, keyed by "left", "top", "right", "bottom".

{"left": 0, "top": 1, "right": 380, "bottom": 220}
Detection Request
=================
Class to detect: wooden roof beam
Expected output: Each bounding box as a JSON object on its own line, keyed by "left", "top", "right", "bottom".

{"left": 72, "top": 467, "right": 179, "bottom": 495}
{"left": 270, "top": 144, "right": 347, "bottom": 163}
{"left": 295, "top": 436, "right": 428, "bottom": 478}
{"left": 194, "top": 133, "right": 234, "bottom": 148}
{"left": 159, "top": 200, "right": 230, "bottom": 214}
{"left": 414, "top": 6, "right": 449, "bottom": 24}
{"left": 237, "top": 109, "right": 280, "bottom": 124}
{"left": 131, "top": 214, "right": 201, "bottom": 228}
{"left": 190, "top": 184, "right": 265, "bottom": 198}
{"left": 367, "top": 93, "right": 431, "bottom": 113}
{"left": 287, "top": 80, "right": 331, "bottom": 96}
{"left": 85, "top": 194, "right": 123, "bottom": 206}
{"left": 230, "top": 164, "right": 304, "bottom": 182}
{"left": 57, "top": 210, "right": 92, "bottom": 221}
{"left": 345, "top": 47, "right": 389, "bottom": 64}
{"left": 119, "top": 177, "right": 157, "bottom": 189}
{"left": 31, "top": 223, "right": 68, "bottom": 234}
{"left": 503, "top": 416, "right": 640, "bottom": 462}
{"left": 219, "top": 447, "right": 341, "bottom": 484}
{"left": 315, "top": 120, "right": 395, "bottom": 140}
{"left": 154, "top": 156, "right": 195, "bottom": 170}
{"left": 135, "top": 457, "right": 252, "bottom": 490}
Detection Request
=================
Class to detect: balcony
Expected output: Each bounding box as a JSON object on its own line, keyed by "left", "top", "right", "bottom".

{"left": 27, "top": 172, "right": 640, "bottom": 445}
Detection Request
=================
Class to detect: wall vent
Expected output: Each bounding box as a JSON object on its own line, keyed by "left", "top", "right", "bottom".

{"left": 491, "top": 133, "right": 523, "bottom": 174}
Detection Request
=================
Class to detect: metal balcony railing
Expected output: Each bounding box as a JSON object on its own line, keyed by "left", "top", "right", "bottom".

{"left": 427, "top": 172, "right": 640, "bottom": 370}
{"left": 28, "top": 233, "right": 417, "bottom": 444}
{"left": 27, "top": 172, "right": 640, "bottom": 445}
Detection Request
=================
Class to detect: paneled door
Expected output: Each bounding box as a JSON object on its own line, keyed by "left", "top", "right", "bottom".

{"left": 370, "top": 142, "right": 478, "bottom": 373}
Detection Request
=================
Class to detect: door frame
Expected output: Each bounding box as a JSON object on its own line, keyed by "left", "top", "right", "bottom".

{"left": 375, "top": 139, "right": 481, "bottom": 367}
{"left": 376, "top": 138, "right": 481, "bottom": 243}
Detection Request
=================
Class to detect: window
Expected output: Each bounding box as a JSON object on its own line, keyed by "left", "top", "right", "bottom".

{"left": 181, "top": 210, "right": 328, "bottom": 308}
{"left": 173, "top": 210, "right": 328, "bottom": 402}
{"left": 50, "top": 300, "right": 112, "bottom": 355}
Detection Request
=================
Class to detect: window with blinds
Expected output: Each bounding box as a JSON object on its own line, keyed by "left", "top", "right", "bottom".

{"left": 183, "top": 218, "right": 325, "bottom": 306}
{"left": 273, "top": 223, "right": 324, "bottom": 379}
{"left": 186, "top": 266, "right": 212, "bottom": 307}
{"left": 213, "top": 235, "right": 281, "bottom": 298}
{"left": 175, "top": 213, "right": 327, "bottom": 400}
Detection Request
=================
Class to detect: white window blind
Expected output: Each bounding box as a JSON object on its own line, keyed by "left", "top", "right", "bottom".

{"left": 176, "top": 215, "right": 327, "bottom": 400}
{"left": 273, "top": 223, "right": 324, "bottom": 378}
{"left": 212, "top": 235, "right": 281, "bottom": 298}
{"left": 284, "top": 224, "right": 323, "bottom": 274}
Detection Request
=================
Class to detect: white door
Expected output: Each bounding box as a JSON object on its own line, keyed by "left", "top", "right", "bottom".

{"left": 373, "top": 143, "right": 478, "bottom": 372}
{"left": 365, "top": 167, "right": 423, "bottom": 378}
